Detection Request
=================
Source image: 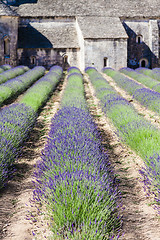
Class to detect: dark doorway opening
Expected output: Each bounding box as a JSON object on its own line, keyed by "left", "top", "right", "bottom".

{"left": 141, "top": 60, "right": 146, "bottom": 67}
{"left": 104, "top": 57, "right": 108, "bottom": 67}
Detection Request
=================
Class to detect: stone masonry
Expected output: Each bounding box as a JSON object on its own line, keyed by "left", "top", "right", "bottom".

{"left": 0, "top": 0, "right": 160, "bottom": 70}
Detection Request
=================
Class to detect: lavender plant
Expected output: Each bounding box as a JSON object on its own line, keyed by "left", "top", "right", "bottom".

{"left": 136, "top": 67, "right": 160, "bottom": 83}
{"left": 139, "top": 154, "right": 160, "bottom": 210}
{"left": 0, "top": 66, "right": 62, "bottom": 188}
{"left": 0, "top": 65, "right": 28, "bottom": 85}
{"left": 120, "top": 67, "right": 159, "bottom": 89}
{"left": 20, "top": 65, "right": 63, "bottom": 111}
{"left": 103, "top": 68, "right": 160, "bottom": 115}
{"left": 1, "top": 64, "right": 12, "bottom": 71}
{"left": 0, "top": 64, "right": 11, "bottom": 74}
{"left": 0, "top": 103, "right": 37, "bottom": 188}
{"left": 86, "top": 67, "right": 160, "bottom": 207}
{"left": 67, "top": 66, "right": 81, "bottom": 74}
{"left": 0, "top": 66, "right": 45, "bottom": 107}
{"left": 153, "top": 68, "right": 160, "bottom": 73}
{"left": 136, "top": 67, "right": 155, "bottom": 78}
{"left": 34, "top": 67, "right": 121, "bottom": 239}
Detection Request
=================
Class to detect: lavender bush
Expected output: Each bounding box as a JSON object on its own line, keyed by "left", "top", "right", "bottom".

{"left": 136, "top": 67, "right": 154, "bottom": 77}
{"left": 0, "top": 66, "right": 45, "bottom": 107}
{"left": 1, "top": 64, "right": 12, "bottom": 71}
{"left": 103, "top": 68, "right": 160, "bottom": 115}
{"left": 137, "top": 67, "right": 160, "bottom": 83}
{"left": 34, "top": 67, "right": 121, "bottom": 239}
{"left": 139, "top": 154, "right": 160, "bottom": 211}
{"left": 0, "top": 103, "right": 37, "bottom": 188}
{"left": 0, "top": 64, "right": 11, "bottom": 74}
{"left": 67, "top": 66, "right": 81, "bottom": 74}
{"left": 0, "top": 66, "right": 62, "bottom": 188}
{"left": 103, "top": 67, "right": 142, "bottom": 95}
{"left": 20, "top": 65, "right": 63, "bottom": 111}
{"left": 0, "top": 65, "right": 28, "bottom": 85}
{"left": 86, "top": 67, "right": 160, "bottom": 207}
{"left": 153, "top": 68, "right": 160, "bottom": 73}
{"left": 120, "top": 67, "right": 159, "bottom": 89}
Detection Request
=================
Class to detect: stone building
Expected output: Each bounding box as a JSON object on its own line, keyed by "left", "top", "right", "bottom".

{"left": 0, "top": 0, "right": 160, "bottom": 70}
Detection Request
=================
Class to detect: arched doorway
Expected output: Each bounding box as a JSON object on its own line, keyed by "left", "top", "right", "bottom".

{"left": 62, "top": 54, "right": 70, "bottom": 70}
{"left": 139, "top": 58, "right": 149, "bottom": 68}
{"left": 30, "top": 56, "right": 36, "bottom": 65}
{"left": 141, "top": 60, "right": 146, "bottom": 67}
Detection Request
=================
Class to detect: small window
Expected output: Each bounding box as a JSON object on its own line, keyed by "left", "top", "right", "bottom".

{"left": 104, "top": 57, "right": 108, "bottom": 67}
{"left": 31, "top": 56, "right": 36, "bottom": 65}
{"left": 4, "top": 37, "right": 10, "bottom": 57}
{"left": 136, "top": 35, "right": 143, "bottom": 44}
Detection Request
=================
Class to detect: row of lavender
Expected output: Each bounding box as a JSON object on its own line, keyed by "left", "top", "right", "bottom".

{"left": 120, "top": 67, "right": 160, "bottom": 93}
{"left": 86, "top": 67, "right": 160, "bottom": 211}
{"left": 0, "top": 65, "right": 28, "bottom": 85}
{"left": 0, "top": 64, "right": 12, "bottom": 73}
{"left": 136, "top": 67, "right": 160, "bottom": 81}
{"left": 103, "top": 68, "right": 160, "bottom": 116}
{"left": 0, "top": 66, "right": 45, "bottom": 107}
{"left": 0, "top": 66, "right": 63, "bottom": 189}
{"left": 34, "top": 67, "right": 121, "bottom": 239}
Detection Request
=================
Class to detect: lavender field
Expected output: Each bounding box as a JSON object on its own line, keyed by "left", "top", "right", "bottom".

{"left": 0, "top": 65, "right": 160, "bottom": 240}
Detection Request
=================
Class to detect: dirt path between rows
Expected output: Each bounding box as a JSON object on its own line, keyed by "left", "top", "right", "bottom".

{"left": 83, "top": 73, "right": 160, "bottom": 240}
{"left": 0, "top": 71, "right": 160, "bottom": 240}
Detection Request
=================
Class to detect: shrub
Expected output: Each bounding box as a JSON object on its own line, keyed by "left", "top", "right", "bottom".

{"left": 87, "top": 67, "right": 160, "bottom": 207}
{"left": 0, "top": 65, "right": 28, "bottom": 85}
{"left": 0, "top": 103, "right": 37, "bottom": 188}
{"left": 20, "top": 65, "right": 63, "bottom": 111}
{"left": 34, "top": 67, "right": 121, "bottom": 239}
{"left": 103, "top": 67, "right": 160, "bottom": 115}
{"left": 0, "top": 66, "right": 45, "bottom": 107}
{"left": 120, "top": 67, "right": 160, "bottom": 90}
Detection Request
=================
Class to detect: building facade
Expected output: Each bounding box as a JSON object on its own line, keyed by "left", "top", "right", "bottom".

{"left": 0, "top": 0, "right": 160, "bottom": 70}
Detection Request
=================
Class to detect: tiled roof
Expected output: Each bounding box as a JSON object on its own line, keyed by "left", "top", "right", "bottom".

{"left": 77, "top": 17, "right": 128, "bottom": 39}
{"left": 0, "top": 1, "right": 17, "bottom": 16}
{"left": 16, "top": 0, "right": 160, "bottom": 18}
{"left": 18, "top": 22, "right": 79, "bottom": 48}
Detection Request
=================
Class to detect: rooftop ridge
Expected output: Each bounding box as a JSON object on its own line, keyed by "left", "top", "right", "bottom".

{"left": 14, "top": 0, "right": 160, "bottom": 18}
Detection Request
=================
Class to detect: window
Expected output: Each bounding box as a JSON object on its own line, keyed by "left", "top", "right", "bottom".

{"left": 136, "top": 35, "right": 143, "bottom": 44}
{"left": 4, "top": 37, "right": 10, "bottom": 57}
{"left": 30, "top": 56, "right": 36, "bottom": 65}
{"left": 104, "top": 57, "right": 108, "bottom": 67}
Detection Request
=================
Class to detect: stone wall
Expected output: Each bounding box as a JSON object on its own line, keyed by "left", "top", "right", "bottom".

{"left": 17, "top": 48, "right": 79, "bottom": 69}
{"left": 0, "top": 16, "right": 18, "bottom": 66}
{"left": 84, "top": 39, "right": 127, "bottom": 71}
{"left": 123, "top": 20, "right": 159, "bottom": 69}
